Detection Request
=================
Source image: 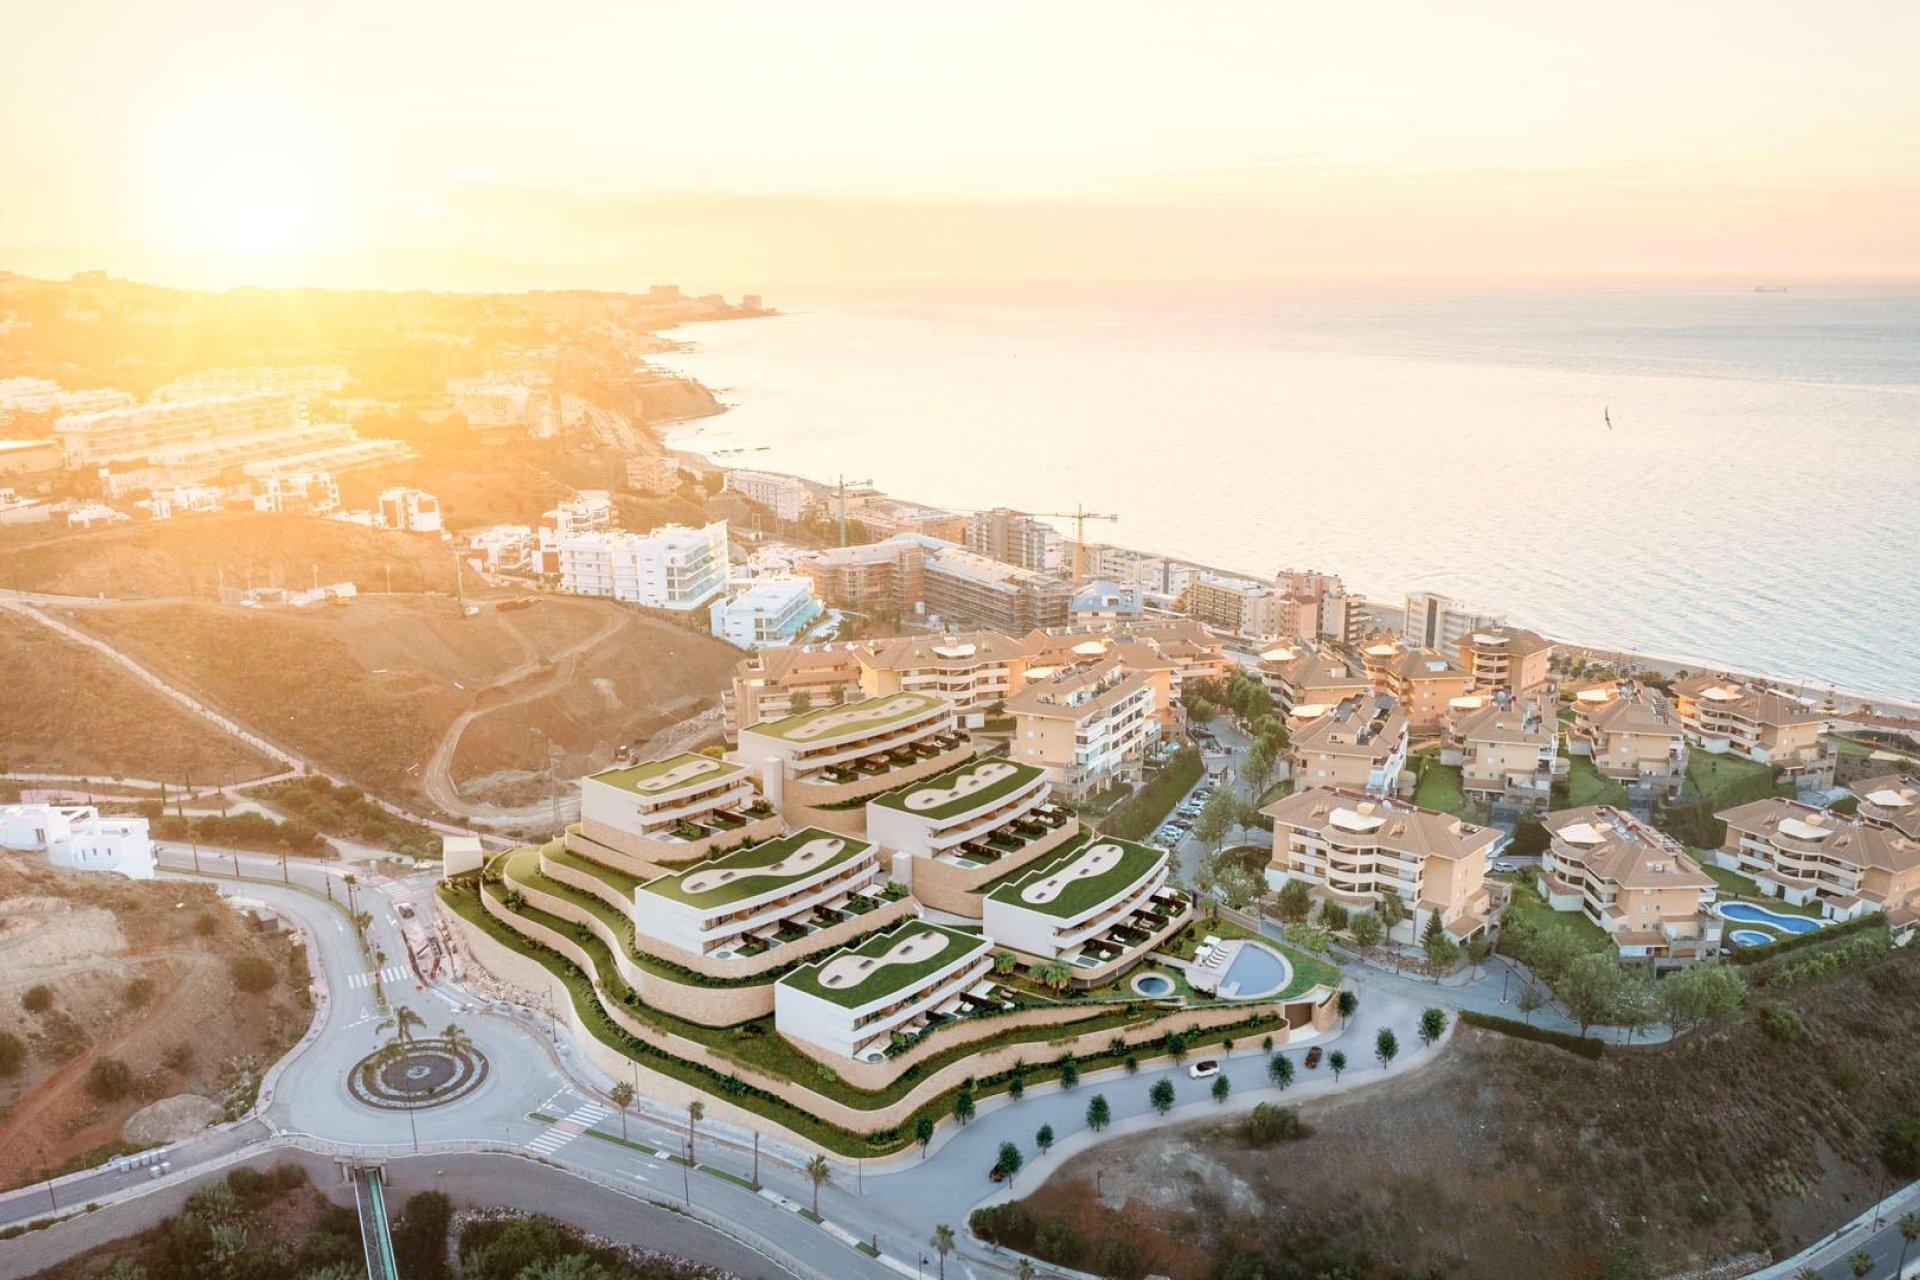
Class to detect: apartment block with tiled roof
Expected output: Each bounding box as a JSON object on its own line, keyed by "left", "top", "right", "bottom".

{"left": 1359, "top": 636, "right": 1474, "bottom": 736}
{"left": 1457, "top": 626, "right": 1556, "bottom": 693}
{"left": 1288, "top": 693, "right": 1410, "bottom": 796}
{"left": 1849, "top": 773, "right": 1920, "bottom": 840}
{"left": 1262, "top": 787, "right": 1497, "bottom": 944}
{"left": 723, "top": 643, "right": 866, "bottom": 740}
{"left": 1256, "top": 642, "right": 1374, "bottom": 716}
{"left": 853, "top": 629, "right": 1032, "bottom": 721}
{"left": 1442, "top": 693, "right": 1559, "bottom": 812}
{"left": 1022, "top": 619, "right": 1227, "bottom": 728}
{"left": 1565, "top": 681, "right": 1688, "bottom": 800}
{"left": 1714, "top": 797, "right": 1920, "bottom": 921}
{"left": 1671, "top": 674, "right": 1834, "bottom": 784}
{"left": 1539, "top": 807, "right": 1722, "bottom": 966}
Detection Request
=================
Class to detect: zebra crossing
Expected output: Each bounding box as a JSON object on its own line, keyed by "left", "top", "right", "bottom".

{"left": 347, "top": 964, "right": 411, "bottom": 989}
{"left": 525, "top": 1099, "right": 610, "bottom": 1157}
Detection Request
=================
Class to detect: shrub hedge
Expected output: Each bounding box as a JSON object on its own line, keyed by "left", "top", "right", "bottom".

{"left": 1458, "top": 1009, "right": 1605, "bottom": 1060}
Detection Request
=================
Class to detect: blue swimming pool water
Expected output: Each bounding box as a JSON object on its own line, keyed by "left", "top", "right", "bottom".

{"left": 1729, "top": 929, "right": 1776, "bottom": 947}
{"left": 1222, "top": 944, "right": 1293, "bottom": 997}
{"left": 1133, "top": 973, "right": 1174, "bottom": 997}
{"left": 1719, "top": 902, "right": 1822, "bottom": 935}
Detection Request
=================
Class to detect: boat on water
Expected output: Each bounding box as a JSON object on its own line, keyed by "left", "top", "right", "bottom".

{"left": 1754, "top": 285, "right": 1789, "bottom": 293}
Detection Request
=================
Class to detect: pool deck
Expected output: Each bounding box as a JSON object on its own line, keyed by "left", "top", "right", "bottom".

{"left": 1179, "top": 937, "right": 1295, "bottom": 1000}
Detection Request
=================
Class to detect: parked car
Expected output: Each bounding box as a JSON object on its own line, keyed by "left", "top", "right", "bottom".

{"left": 1492, "top": 860, "right": 1516, "bottom": 873}
{"left": 1304, "top": 1046, "right": 1323, "bottom": 1068}
{"left": 397, "top": 902, "right": 416, "bottom": 919}
{"left": 989, "top": 1164, "right": 1007, "bottom": 1183}
{"left": 1188, "top": 1059, "right": 1221, "bottom": 1079}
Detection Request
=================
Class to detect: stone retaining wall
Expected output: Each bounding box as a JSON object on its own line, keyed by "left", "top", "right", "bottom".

{"left": 908, "top": 818, "right": 1081, "bottom": 917}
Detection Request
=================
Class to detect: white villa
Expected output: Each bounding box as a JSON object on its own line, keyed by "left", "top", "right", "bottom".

{"left": 775, "top": 920, "right": 997, "bottom": 1061}
{"left": 0, "top": 804, "right": 155, "bottom": 879}
{"left": 982, "top": 836, "right": 1183, "bottom": 971}
{"left": 576, "top": 752, "right": 778, "bottom": 863}
{"left": 732, "top": 691, "right": 969, "bottom": 825}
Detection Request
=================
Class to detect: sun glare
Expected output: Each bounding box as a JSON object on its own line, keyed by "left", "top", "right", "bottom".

{"left": 159, "top": 92, "right": 341, "bottom": 257}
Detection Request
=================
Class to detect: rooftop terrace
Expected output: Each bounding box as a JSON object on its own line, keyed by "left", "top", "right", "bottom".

{"left": 870, "top": 757, "right": 1046, "bottom": 822}
{"left": 637, "top": 827, "right": 873, "bottom": 907}
{"left": 985, "top": 835, "right": 1166, "bottom": 920}
{"left": 750, "top": 692, "right": 948, "bottom": 745}
{"left": 780, "top": 921, "right": 991, "bottom": 1009}
{"left": 589, "top": 753, "right": 747, "bottom": 795}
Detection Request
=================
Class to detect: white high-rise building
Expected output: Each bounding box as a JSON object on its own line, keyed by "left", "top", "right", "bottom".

{"left": 378, "top": 487, "right": 443, "bottom": 533}
{"left": 545, "top": 521, "right": 728, "bottom": 610}
{"left": 1403, "top": 591, "right": 1505, "bottom": 651}
{"left": 724, "top": 470, "right": 813, "bottom": 523}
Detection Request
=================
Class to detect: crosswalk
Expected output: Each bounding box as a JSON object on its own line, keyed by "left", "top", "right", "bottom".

{"left": 347, "top": 964, "right": 411, "bottom": 989}
{"left": 525, "top": 1100, "right": 610, "bottom": 1157}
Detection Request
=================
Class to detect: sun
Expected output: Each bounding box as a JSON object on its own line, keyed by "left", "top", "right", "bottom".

{"left": 159, "top": 90, "right": 342, "bottom": 257}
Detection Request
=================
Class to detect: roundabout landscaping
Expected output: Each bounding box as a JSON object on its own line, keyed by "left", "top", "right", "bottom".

{"left": 347, "top": 1037, "right": 490, "bottom": 1111}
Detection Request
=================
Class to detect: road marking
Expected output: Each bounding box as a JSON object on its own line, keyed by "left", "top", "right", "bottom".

{"left": 346, "top": 964, "right": 410, "bottom": 989}
{"left": 523, "top": 1100, "right": 610, "bottom": 1156}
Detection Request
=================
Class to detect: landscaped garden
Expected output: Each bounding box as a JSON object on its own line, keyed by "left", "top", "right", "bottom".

{"left": 1553, "top": 752, "right": 1630, "bottom": 810}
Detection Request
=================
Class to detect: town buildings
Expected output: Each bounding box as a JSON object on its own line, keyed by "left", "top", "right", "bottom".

{"left": 1850, "top": 773, "right": 1920, "bottom": 839}
{"left": 919, "top": 542, "right": 1071, "bottom": 632}
{"left": 1403, "top": 591, "right": 1505, "bottom": 651}
{"left": 847, "top": 498, "right": 968, "bottom": 543}
{"left": 1538, "top": 807, "right": 1722, "bottom": 966}
{"left": 55, "top": 392, "right": 300, "bottom": 466}
{"left": 852, "top": 630, "right": 1030, "bottom": 721}
{"left": 775, "top": 921, "right": 996, "bottom": 1061}
{"left": 733, "top": 691, "right": 970, "bottom": 827}
{"left": 543, "top": 521, "right": 729, "bottom": 610}
{"left": 152, "top": 365, "right": 350, "bottom": 406}
{"left": 800, "top": 539, "right": 925, "bottom": 616}
{"left": 1262, "top": 787, "right": 1496, "bottom": 944}
{"left": 1564, "top": 682, "right": 1688, "bottom": 799}
{"left": 465, "top": 524, "right": 535, "bottom": 573}
{"left": 1258, "top": 643, "right": 1373, "bottom": 715}
{"left": 965, "top": 508, "right": 1064, "bottom": 573}
{"left": 1069, "top": 579, "right": 1146, "bottom": 621}
{"left": 1442, "top": 693, "right": 1558, "bottom": 812}
{"left": 709, "top": 576, "right": 824, "bottom": 649}
{"left": 725, "top": 470, "right": 814, "bottom": 523}
{"left": 724, "top": 645, "right": 867, "bottom": 739}
{"left": 626, "top": 454, "right": 681, "bottom": 495}
{"left": 1006, "top": 658, "right": 1158, "bottom": 800}
{"left": 1713, "top": 797, "right": 1920, "bottom": 920}
{"left": 1288, "top": 694, "right": 1410, "bottom": 796}
{"left": 1360, "top": 638, "right": 1474, "bottom": 736}
{"left": 377, "top": 487, "right": 442, "bottom": 534}
{"left": 1072, "top": 543, "right": 1198, "bottom": 600}
{"left": 0, "top": 805, "right": 155, "bottom": 879}
{"left": 1671, "top": 675, "right": 1833, "bottom": 784}
{"left": 1458, "top": 626, "right": 1556, "bottom": 692}
{"left": 1185, "top": 572, "right": 1281, "bottom": 638}
{"left": 982, "top": 835, "right": 1182, "bottom": 970}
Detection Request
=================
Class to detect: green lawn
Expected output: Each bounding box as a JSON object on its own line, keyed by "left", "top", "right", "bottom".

{"left": 1555, "top": 753, "right": 1630, "bottom": 810}
{"left": 544, "top": 843, "right": 644, "bottom": 898}
{"left": 637, "top": 827, "right": 871, "bottom": 906}
{"left": 779, "top": 921, "right": 990, "bottom": 1008}
{"left": 1412, "top": 758, "right": 1478, "bottom": 818}
{"left": 984, "top": 836, "right": 1165, "bottom": 919}
{"left": 870, "top": 757, "right": 1044, "bottom": 820}
{"left": 1684, "top": 752, "right": 1788, "bottom": 809}
{"left": 1697, "top": 862, "right": 1825, "bottom": 918}
{"left": 1501, "top": 881, "right": 1611, "bottom": 952}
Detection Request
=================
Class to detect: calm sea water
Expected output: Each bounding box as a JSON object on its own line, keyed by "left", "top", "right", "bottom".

{"left": 659, "top": 285, "right": 1920, "bottom": 703}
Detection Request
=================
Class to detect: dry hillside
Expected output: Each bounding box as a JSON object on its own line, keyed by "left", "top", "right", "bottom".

{"left": 0, "top": 610, "right": 275, "bottom": 784}
{"left": 0, "top": 857, "right": 312, "bottom": 1188}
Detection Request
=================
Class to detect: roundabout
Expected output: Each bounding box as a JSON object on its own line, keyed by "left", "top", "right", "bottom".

{"left": 347, "top": 1037, "right": 490, "bottom": 1111}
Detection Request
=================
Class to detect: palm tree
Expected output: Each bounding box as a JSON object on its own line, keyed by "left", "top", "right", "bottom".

{"left": 686, "top": 1099, "right": 705, "bottom": 1164}
{"left": 1899, "top": 1212, "right": 1920, "bottom": 1277}
{"left": 379, "top": 1004, "right": 427, "bottom": 1067}
{"left": 1328, "top": 1050, "right": 1347, "bottom": 1081}
{"left": 1017, "top": 1260, "right": 1036, "bottom": 1280}
{"left": 804, "top": 1155, "right": 831, "bottom": 1218}
{"left": 440, "top": 1023, "right": 472, "bottom": 1057}
{"left": 1847, "top": 1250, "right": 1873, "bottom": 1278}
{"left": 930, "top": 1223, "right": 956, "bottom": 1280}
{"left": 609, "top": 1082, "right": 635, "bottom": 1142}
{"left": 1034, "top": 960, "right": 1074, "bottom": 992}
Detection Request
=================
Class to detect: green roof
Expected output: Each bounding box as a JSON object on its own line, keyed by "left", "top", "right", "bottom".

{"left": 984, "top": 835, "right": 1166, "bottom": 920}
{"left": 588, "top": 752, "right": 746, "bottom": 795}
{"left": 637, "top": 827, "right": 872, "bottom": 907}
{"left": 870, "top": 757, "right": 1045, "bottom": 821}
{"left": 779, "top": 921, "right": 990, "bottom": 1009}
{"left": 750, "top": 692, "right": 947, "bottom": 744}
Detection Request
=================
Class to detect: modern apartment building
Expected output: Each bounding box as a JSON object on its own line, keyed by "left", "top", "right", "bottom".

{"left": 1186, "top": 573, "right": 1282, "bottom": 638}
{"left": 775, "top": 921, "right": 996, "bottom": 1061}
{"left": 983, "top": 836, "right": 1180, "bottom": 969}
{"left": 1565, "top": 682, "right": 1688, "bottom": 799}
{"left": 0, "top": 377, "right": 133, "bottom": 420}
{"left": 1458, "top": 626, "right": 1556, "bottom": 693}
{"left": 867, "top": 757, "right": 1079, "bottom": 916}
{"left": 630, "top": 827, "right": 886, "bottom": 957}
{"left": 1850, "top": 774, "right": 1920, "bottom": 840}
{"left": 1073, "top": 543, "right": 1198, "bottom": 600}
{"left": 0, "top": 804, "right": 155, "bottom": 880}
{"left": 465, "top": 524, "right": 535, "bottom": 573}
{"left": 577, "top": 753, "right": 778, "bottom": 865}
{"left": 1360, "top": 638, "right": 1474, "bottom": 736}
{"left": 800, "top": 539, "right": 926, "bottom": 615}
{"left": 1257, "top": 643, "right": 1373, "bottom": 715}
{"left": 1023, "top": 619, "right": 1227, "bottom": 727}
{"left": 1263, "top": 787, "right": 1496, "bottom": 943}
{"left": 966, "top": 507, "right": 1065, "bottom": 573}
{"left": 920, "top": 542, "right": 1072, "bottom": 633}
{"left": 724, "top": 644, "right": 867, "bottom": 740}
{"left": 1714, "top": 797, "right": 1920, "bottom": 920}
{"left": 724, "top": 469, "right": 814, "bottom": 522}
{"left": 1288, "top": 694, "right": 1410, "bottom": 796}
{"left": 1442, "top": 693, "right": 1557, "bottom": 812}
{"left": 733, "top": 691, "right": 970, "bottom": 826}
{"left": 1403, "top": 591, "right": 1505, "bottom": 651}
{"left": 1671, "top": 675, "right": 1833, "bottom": 783}
{"left": 543, "top": 491, "right": 616, "bottom": 536}
{"left": 626, "top": 454, "right": 681, "bottom": 495}
{"left": 542, "top": 521, "right": 728, "bottom": 610}
{"left": 709, "top": 577, "right": 824, "bottom": 649}
{"left": 848, "top": 498, "right": 968, "bottom": 543}
{"left": 55, "top": 392, "right": 301, "bottom": 467}
{"left": 1539, "top": 807, "right": 1721, "bottom": 966}
{"left": 1006, "top": 658, "right": 1158, "bottom": 800}
{"left": 377, "top": 487, "right": 442, "bottom": 533}
{"left": 1319, "top": 589, "right": 1373, "bottom": 646}
{"left": 853, "top": 630, "right": 1030, "bottom": 719}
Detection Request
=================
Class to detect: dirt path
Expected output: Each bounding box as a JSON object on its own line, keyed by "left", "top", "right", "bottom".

{"left": 419, "top": 601, "right": 632, "bottom": 827}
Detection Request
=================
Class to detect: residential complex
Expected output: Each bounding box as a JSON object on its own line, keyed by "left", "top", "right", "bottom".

{"left": 1671, "top": 675, "right": 1833, "bottom": 783}
{"left": 868, "top": 757, "right": 1079, "bottom": 916}
{"left": 1288, "top": 693, "right": 1410, "bottom": 796}
{"left": 1564, "top": 682, "right": 1689, "bottom": 800}
{"left": 575, "top": 752, "right": 779, "bottom": 866}
{"left": 1006, "top": 657, "right": 1158, "bottom": 800}
{"left": 626, "top": 454, "right": 681, "bottom": 495}
{"left": 630, "top": 827, "right": 887, "bottom": 958}
{"left": 775, "top": 921, "right": 996, "bottom": 1060}
{"left": 1258, "top": 643, "right": 1374, "bottom": 715}
{"left": 725, "top": 469, "right": 815, "bottom": 522}
{"left": 724, "top": 644, "right": 868, "bottom": 739}
{"left": 1403, "top": 591, "right": 1505, "bottom": 651}
{"left": 709, "top": 576, "right": 824, "bottom": 649}
{"left": 983, "top": 836, "right": 1184, "bottom": 971}
{"left": 733, "top": 691, "right": 970, "bottom": 826}
{"left": 1360, "top": 638, "right": 1473, "bottom": 736}
{"left": 0, "top": 804, "right": 156, "bottom": 880}
{"left": 1458, "top": 626, "right": 1556, "bottom": 692}
{"left": 543, "top": 521, "right": 729, "bottom": 610}
{"left": 151, "top": 364, "right": 350, "bottom": 406}
{"left": 966, "top": 507, "right": 1065, "bottom": 573}
{"left": 1713, "top": 797, "right": 1920, "bottom": 921}
{"left": 55, "top": 392, "right": 300, "bottom": 466}
{"left": 800, "top": 539, "right": 925, "bottom": 615}
{"left": 852, "top": 630, "right": 1030, "bottom": 720}
{"left": 1442, "top": 693, "right": 1558, "bottom": 812}
{"left": 1263, "top": 787, "right": 1496, "bottom": 943}
{"left": 1851, "top": 773, "right": 1920, "bottom": 839}
{"left": 919, "top": 541, "right": 1072, "bottom": 632}
{"left": 377, "top": 487, "right": 442, "bottom": 533}
{"left": 847, "top": 498, "right": 968, "bottom": 543}
{"left": 1185, "top": 572, "right": 1294, "bottom": 639}
{"left": 1538, "top": 807, "right": 1721, "bottom": 966}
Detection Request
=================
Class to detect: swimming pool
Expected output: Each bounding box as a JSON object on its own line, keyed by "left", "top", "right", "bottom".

{"left": 1220, "top": 943, "right": 1293, "bottom": 999}
{"left": 1728, "top": 929, "right": 1776, "bottom": 947}
{"left": 1718, "top": 902, "right": 1822, "bottom": 935}
{"left": 1132, "top": 972, "right": 1175, "bottom": 998}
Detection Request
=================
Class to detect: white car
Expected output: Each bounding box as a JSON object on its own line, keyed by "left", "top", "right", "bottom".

{"left": 1187, "top": 1059, "right": 1221, "bottom": 1079}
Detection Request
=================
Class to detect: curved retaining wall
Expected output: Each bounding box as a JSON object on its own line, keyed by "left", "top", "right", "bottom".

{"left": 577, "top": 812, "right": 784, "bottom": 872}
{"left": 782, "top": 742, "right": 975, "bottom": 832}
{"left": 908, "top": 818, "right": 1082, "bottom": 918}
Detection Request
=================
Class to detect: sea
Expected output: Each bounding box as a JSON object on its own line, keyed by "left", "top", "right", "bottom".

{"left": 657, "top": 283, "right": 1920, "bottom": 705}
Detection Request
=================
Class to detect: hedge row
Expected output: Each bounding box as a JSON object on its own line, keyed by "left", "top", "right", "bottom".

{"left": 1458, "top": 1009, "right": 1606, "bottom": 1060}
{"left": 1734, "top": 913, "right": 1890, "bottom": 968}
{"left": 1096, "top": 747, "right": 1203, "bottom": 841}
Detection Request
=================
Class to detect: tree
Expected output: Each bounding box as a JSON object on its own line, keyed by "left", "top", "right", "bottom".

{"left": 804, "top": 1155, "right": 831, "bottom": 1218}
{"left": 1423, "top": 928, "right": 1462, "bottom": 971}
{"left": 1561, "top": 952, "right": 1628, "bottom": 1038}
{"left": 379, "top": 1004, "right": 428, "bottom": 1067}
{"left": 993, "top": 950, "right": 1019, "bottom": 975}
{"left": 1375, "top": 1028, "right": 1398, "bottom": 1068}
{"left": 1328, "top": 1050, "right": 1347, "bottom": 1081}
{"left": 608, "top": 1082, "right": 634, "bottom": 1142}
{"left": 1336, "top": 988, "right": 1358, "bottom": 1027}
{"left": 1375, "top": 891, "right": 1407, "bottom": 936}
{"left": 1018, "top": 1259, "right": 1036, "bottom": 1280}
{"left": 1268, "top": 1054, "right": 1294, "bottom": 1090}
{"left": 1465, "top": 937, "right": 1494, "bottom": 977}
{"left": 0, "top": 1031, "right": 24, "bottom": 1077}
{"left": 441, "top": 1023, "right": 472, "bottom": 1057}
{"left": 1187, "top": 696, "right": 1217, "bottom": 724}
{"left": 1418, "top": 1007, "right": 1449, "bottom": 1050}
{"left": 1212, "top": 1074, "right": 1232, "bottom": 1104}
{"left": 1261, "top": 1034, "right": 1274, "bottom": 1055}
{"left": 1521, "top": 929, "right": 1588, "bottom": 984}
{"left": 1659, "top": 961, "right": 1747, "bottom": 1034}
{"left": 996, "top": 1141, "right": 1024, "bottom": 1187}
{"left": 1164, "top": 1030, "right": 1189, "bottom": 1062}
{"left": 1349, "top": 912, "right": 1383, "bottom": 949}
{"left": 1036, "top": 1123, "right": 1054, "bottom": 1156}
{"left": 1848, "top": 1251, "right": 1873, "bottom": 1278}
{"left": 915, "top": 1114, "right": 935, "bottom": 1159}
{"left": 1008, "top": 1073, "right": 1025, "bottom": 1101}
{"left": 1033, "top": 960, "right": 1075, "bottom": 992}
{"left": 22, "top": 984, "right": 54, "bottom": 1014}
{"left": 1194, "top": 788, "right": 1237, "bottom": 855}
{"left": 788, "top": 690, "right": 813, "bottom": 716}
{"left": 1613, "top": 970, "right": 1662, "bottom": 1042}
{"left": 930, "top": 1223, "right": 956, "bottom": 1280}
{"left": 1290, "top": 921, "right": 1332, "bottom": 955}
{"left": 1241, "top": 739, "right": 1279, "bottom": 797}
{"left": 1276, "top": 879, "right": 1313, "bottom": 923}
{"left": 1517, "top": 986, "right": 1546, "bottom": 1025}
{"left": 1150, "top": 1078, "right": 1176, "bottom": 1114}
{"left": 1086, "top": 1093, "right": 1112, "bottom": 1131}
{"left": 1897, "top": 1212, "right": 1920, "bottom": 1279}
{"left": 1058, "top": 1056, "right": 1079, "bottom": 1089}
{"left": 953, "top": 1087, "right": 976, "bottom": 1125}
{"left": 87, "top": 1055, "right": 134, "bottom": 1100}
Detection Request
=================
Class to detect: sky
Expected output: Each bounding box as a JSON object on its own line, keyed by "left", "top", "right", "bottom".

{"left": 4, "top": 0, "right": 1919, "bottom": 291}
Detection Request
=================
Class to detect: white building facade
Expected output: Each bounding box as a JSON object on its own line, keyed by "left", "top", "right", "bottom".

{"left": 543, "top": 521, "right": 729, "bottom": 610}
{"left": 709, "top": 577, "right": 824, "bottom": 649}
{"left": 0, "top": 805, "right": 156, "bottom": 879}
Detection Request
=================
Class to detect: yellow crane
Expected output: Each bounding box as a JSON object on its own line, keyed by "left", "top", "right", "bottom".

{"left": 1024, "top": 505, "right": 1118, "bottom": 585}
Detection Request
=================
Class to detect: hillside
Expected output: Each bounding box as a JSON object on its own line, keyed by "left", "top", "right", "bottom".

{"left": 1012, "top": 943, "right": 1920, "bottom": 1280}
{"left": 61, "top": 595, "right": 740, "bottom": 816}
{"left": 0, "top": 610, "right": 275, "bottom": 784}
{"left": 0, "top": 512, "right": 456, "bottom": 600}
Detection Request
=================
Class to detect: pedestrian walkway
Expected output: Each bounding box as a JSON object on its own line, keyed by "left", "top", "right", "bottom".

{"left": 526, "top": 1100, "right": 610, "bottom": 1156}
{"left": 348, "top": 964, "right": 411, "bottom": 990}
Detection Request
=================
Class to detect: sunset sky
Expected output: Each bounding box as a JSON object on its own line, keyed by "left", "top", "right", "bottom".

{"left": 5, "top": 0, "right": 1918, "bottom": 290}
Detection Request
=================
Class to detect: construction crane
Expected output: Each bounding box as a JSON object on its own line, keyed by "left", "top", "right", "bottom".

{"left": 1023, "top": 505, "right": 1118, "bottom": 586}
{"left": 830, "top": 474, "right": 872, "bottom": 547}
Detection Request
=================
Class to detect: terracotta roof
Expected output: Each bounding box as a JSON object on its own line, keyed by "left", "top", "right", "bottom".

{"left": 1544, "top": 806, "right": 1714, "bottom": 892}
{"left": 1718, "top": 797, "right": 1920, "bottom": 876}
{"left": 1262, "top": 786, "right": 1498, "bottom": 863}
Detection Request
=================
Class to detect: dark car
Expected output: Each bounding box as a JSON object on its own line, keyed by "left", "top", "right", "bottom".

{"left": 989, "top": 1165, "right": 1007, "bottom": 1183}
{"left": 1305, "top": 1046, "right": 1323, "bottom": 1068}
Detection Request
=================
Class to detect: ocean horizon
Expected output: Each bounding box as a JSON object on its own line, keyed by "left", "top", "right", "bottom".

{"left": 658, "top": 283, "right": 1920, "bottom": 705}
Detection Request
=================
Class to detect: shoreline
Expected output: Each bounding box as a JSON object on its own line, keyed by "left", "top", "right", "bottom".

{"left": 649, "top": 320, "right": 1920, "bottom": 721}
